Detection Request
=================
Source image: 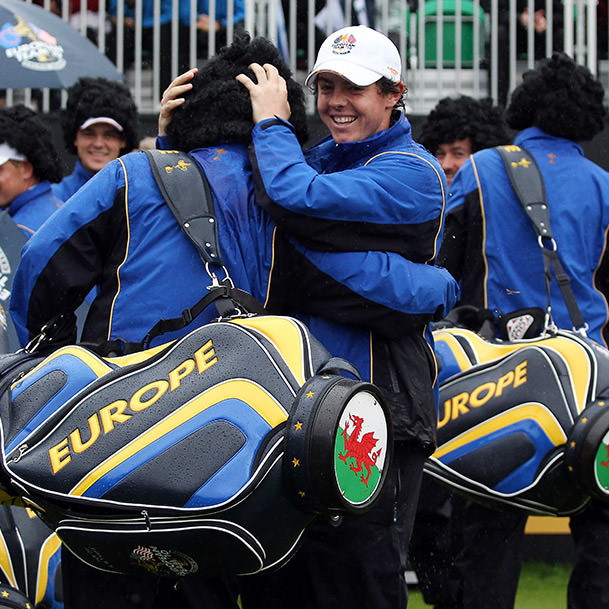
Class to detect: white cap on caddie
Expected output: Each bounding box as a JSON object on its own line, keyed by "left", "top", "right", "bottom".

{"left": 79, "top": 116, "right": 124, "bottom": 132}
{"left": 0, "top": 142, "right": 26, "bottom": 167}
{"left": 304, "top": 25, "right": 402, "bottom": 89}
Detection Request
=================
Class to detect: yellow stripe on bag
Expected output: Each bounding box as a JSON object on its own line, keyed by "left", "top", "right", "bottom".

{"left": 12, "top": 346, "right": 113, "bottom": 390}
{"left": 70, "top": 379, "right": 288, "bottom": 496}
{"left": 436, "top": 329, "right": 593, "bottom": 412}
{"left": 0, "top": 527, "right": 16, "bottom": 588}
{"left": 434, "top": 403, "right": 568, "bottom": 459}
{"left": 35, "top": 533, "right": 61, "bottom": 606}
{"left": 434, "top": 331, "right": 474, "bottom": 372}
{"left": 232, "top": 317, "right": 307, "bottom": 385}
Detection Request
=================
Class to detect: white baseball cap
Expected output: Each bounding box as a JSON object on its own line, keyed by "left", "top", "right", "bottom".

{"left": 0, "top": 142, "right": 26, "bottom": 167}
{"left": 304, "top": 25, "right": 402, "bottom": 89}
{"left": 79, "top": 116, "right": 124, "bottom": 132}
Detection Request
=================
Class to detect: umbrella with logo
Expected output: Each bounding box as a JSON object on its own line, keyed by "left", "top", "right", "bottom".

{"left": 0, "top": 0, "right": 122, "bottom": 89}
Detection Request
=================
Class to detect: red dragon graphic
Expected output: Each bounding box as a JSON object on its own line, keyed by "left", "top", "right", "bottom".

{"left": 339, "top": 413, "right": 382, "bottom": 486}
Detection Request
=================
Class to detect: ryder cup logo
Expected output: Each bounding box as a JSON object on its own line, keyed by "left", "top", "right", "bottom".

{"left": 331, "top": 33, "right": 356, "bottom": 54}
{"left": 0, "top": 14, "right": 66, "bottom": 71}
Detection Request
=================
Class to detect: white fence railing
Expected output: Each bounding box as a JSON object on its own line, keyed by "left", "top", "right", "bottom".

{"left": 2, "top": 0, "right": 606, "bottom": 115}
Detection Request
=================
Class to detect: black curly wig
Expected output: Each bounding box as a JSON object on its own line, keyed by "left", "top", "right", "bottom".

{"left": 167, "top": 32, "right": 309, "bottom": 151}
{"left": 62, "top": 77, "right": 139, "bottom": 154}
{"left": 418, "top": 95, "right": 510, "bottom": 154}
{"left": 0, "top": 105, "right": 63, "bottom": 183}
{"left": 506, "top": 53, "right": 607, "bottom": 141}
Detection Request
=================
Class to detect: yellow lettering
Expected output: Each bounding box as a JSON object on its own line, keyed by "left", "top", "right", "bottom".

{"left": 495, "top": 371, "right": 514, "bottom": 396}
{"left": 169, "top": 359, "right": 195, "bottom": 391}
{"left": 514, "top": 361, "right": 527, "bottom": 387}
{"left": 69, "top": 414, "right": 101, "bottom": 453}
{"left": 451, "top": 392, "right": 470, "bottom": 419}
{"left": 438, "top": 400, "right": 451, "bottom": 428}
{"left": 469, "top": 382, "right": 496, "bottom": 408}
{"left": 49, "top": 439, "right": 71, "bottom": 474}
{"left": 130, "top": 380, "right": 169, "bottom": 412}
{"left": 100, "top": 400, "right": 132, "bottom": 433}
{"left": 194, "top": 340, "right": 218, "bottom": 373}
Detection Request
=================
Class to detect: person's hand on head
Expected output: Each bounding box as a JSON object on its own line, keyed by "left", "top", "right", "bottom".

{"left": 158, "top": 68, "right": 198, "bottom": 136}
{"left": 235, "top": 63, "right": 291, "bottom": 125}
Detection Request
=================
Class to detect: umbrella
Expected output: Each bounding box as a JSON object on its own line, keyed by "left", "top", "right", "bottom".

{"left": 0, "top": 0, "right": 123, "bottom": 88}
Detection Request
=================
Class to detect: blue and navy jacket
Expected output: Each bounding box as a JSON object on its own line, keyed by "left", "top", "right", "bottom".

{"left": 11, "top": 144, "right": 456, "bottom": 392}
{"left": 8, "top": 181, "right": 62, "bottom": 237}
{"left": 52, "top": 159, "right": 95, "bottom": 203}
{"left": 250, "top": 113, "right": 453, "bottom": 446}
{"left": 439, "top": 127, "right": 609, "bottom": 347}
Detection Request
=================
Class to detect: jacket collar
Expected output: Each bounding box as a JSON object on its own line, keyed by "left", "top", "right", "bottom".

{"left": 514, "top": 127, "right": 584, "bottom": 157}
{"left": 8, "top": 181, "right": 52, "bottom": 216}
{"left": 305, "top": 112, "right": 413, "bottom": 173}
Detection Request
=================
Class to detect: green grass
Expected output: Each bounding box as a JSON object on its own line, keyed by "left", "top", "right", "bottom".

{"left": 408, "top": 562, "right": 572, "bottom": 609}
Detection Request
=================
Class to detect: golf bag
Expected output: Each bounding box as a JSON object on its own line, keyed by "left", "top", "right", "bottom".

{"left": 0, "top": 506, "right": 62, "bottom": 609}
{"left": 0, "top": 315, "right": 392, "bottom": 579}
{"left": 427, "top": 324, "right": 609, "bottom": 516}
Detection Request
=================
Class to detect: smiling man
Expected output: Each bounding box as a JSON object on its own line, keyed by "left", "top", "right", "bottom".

{"left": 237, "top": 25, "right": 450, "bottom": 609}
{"left": 52, "top": 77, "right": 139, "bottom": 203}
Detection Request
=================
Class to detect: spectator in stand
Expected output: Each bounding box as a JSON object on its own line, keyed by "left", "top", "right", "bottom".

{"left": 484, "top": 0, "right": 564, "bottom": 106}
{"left": 105, "top": 0, "right": 174, "bottom": 92}
{"left": 0, "top": 106, "right": 62, "bottom": 237}
{"left": 439, "top": 52, "right": 609, "bottom": 609}
{"left": 409, "top": 94, "right": 510, "bottom": 609}
{"left": 178, "top": 0, "right": 245, "bottom": 69}
{"left": 52, "top": 77, "right": 139, "bottom": 203}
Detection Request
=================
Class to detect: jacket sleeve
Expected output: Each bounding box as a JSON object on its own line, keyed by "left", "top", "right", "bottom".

{"left": 10, "top": 160, "right": 127, "bottom": 346}
{"left": 272, "top": 235, "right": 459, "bottom": 337}
{"left": 249, "top": 119, "right": 445, "bottom": 263}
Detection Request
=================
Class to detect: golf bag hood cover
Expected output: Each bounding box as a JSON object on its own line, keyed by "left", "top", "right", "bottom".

{"left": 0, "top": 316, "right": 392, "bottom": 578}
{"left": 430, "top": 327, "right": 609, "bottom": 516}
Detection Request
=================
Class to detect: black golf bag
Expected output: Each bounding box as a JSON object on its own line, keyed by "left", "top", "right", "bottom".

{"left": 0, "top": 315, "right": 392, "bottom": 579}
{"left": 428, "top": 325, "right": 609, "bottom": 516}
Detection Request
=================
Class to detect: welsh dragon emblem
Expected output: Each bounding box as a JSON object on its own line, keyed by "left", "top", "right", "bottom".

{"left": 339, "top": 412, "right": 382, "bottom": 486}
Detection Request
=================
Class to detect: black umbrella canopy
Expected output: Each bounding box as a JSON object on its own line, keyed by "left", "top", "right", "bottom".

{"left": 0, "top": 0, "right": 123, "bottom": 88}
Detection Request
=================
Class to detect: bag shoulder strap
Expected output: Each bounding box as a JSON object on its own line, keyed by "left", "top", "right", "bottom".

{"left": 145, "top": 149, "right": 223, "bottom": 266}
{"left": 495, "top": 145, "right": 551, "bottom": 239}
{"left": 495, "top": 145, "right": 586, "bottom": 333}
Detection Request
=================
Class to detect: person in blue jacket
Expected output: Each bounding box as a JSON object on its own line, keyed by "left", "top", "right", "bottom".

{"left": 236, "top": 24, "right": 451, "bottom": 609}
{"left": 438, "top": 52, "right": 609, "bottom": 609}
{"left": 52, "top": 77, "right": 139, "bottom": 203}
{"left": 0, "top": 106, "right": 62, "bottom": 237}
{"left": 10, "top": 32, "right": 457, "bottom": 609}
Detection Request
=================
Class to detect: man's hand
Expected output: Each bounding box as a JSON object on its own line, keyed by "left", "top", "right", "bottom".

{"left": 158, "top": 68, "right": 198, "bottom": 136}
{"left": 235, "top": 63, "right": 291, "bottom": 124}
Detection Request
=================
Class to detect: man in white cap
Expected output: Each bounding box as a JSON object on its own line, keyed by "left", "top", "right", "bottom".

{"left": 53, "top": 77, "right": 139, "bottom": 202}
{"left": 237, "top": 25, "right": 449, "bottom": 609}
{"left": 0, "top": 106, "right": 63, "bottom": 236}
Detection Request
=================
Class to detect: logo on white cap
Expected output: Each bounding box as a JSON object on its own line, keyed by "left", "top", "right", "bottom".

{"left": 305, "top": 25, "right": 402, "bottom": 89}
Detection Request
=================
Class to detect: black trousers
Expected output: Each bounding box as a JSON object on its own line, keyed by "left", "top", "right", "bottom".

{"left": 239, "top": 441, "right": 427, "bottom": 609}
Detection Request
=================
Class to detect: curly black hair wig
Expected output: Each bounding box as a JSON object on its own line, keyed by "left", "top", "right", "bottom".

{"left": 506, "top": 53, "right": 606, "bottom": 141}
{"left": 167, "top": 32, "right": 309, "bottom": 151}
{"left": 0, "top": 105, "right": 63, "bottom": 183}
{"left": 418, "top": 95, "right": 510, "bottom": 154}
{"left": 61, "top": 77, "right": 139, "bottom": 154}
